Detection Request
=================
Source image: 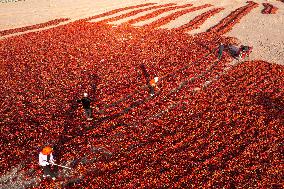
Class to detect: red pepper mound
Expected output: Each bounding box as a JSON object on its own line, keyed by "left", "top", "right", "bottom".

{"left": 0, "top": 20, "right": 225, "bottom": 177}
{"left": 55, "top": 60, "right": 283, "bottom": 188}
{"left": 262, "top": 3, "right": 279, "bottom": 14}
{"left": 0, "top": 19, "right": 283, "bottom": 188}
{"left": 0, "top": 18, "right": 70, "bottom": 37}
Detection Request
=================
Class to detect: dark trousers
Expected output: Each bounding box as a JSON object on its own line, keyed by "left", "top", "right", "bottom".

{"left": 150, "top": 86, "right": 155, "bottom": 96}
{"left": 218, "top": 46, "right": 224, "bottom": 60}
{"left": 84, "top": 108, "right": 92, "bottom": 118}
{"left": 43, "top": 165, "right": 55, "bottom": 177}
{"left": 148, "top": 84, "right": 155, "bottom": 96}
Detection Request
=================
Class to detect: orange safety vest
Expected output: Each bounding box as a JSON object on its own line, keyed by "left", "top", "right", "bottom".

{"left": 150, "top": 79, "right": 156, "bottom": 87}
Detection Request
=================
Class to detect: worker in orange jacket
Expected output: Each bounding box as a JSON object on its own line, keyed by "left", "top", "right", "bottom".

{"left": 149, "top": 77, "right": 159, "bottom": 96}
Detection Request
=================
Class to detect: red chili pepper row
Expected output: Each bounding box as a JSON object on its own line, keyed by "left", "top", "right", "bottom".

{"left": 82, "top": 3, "right": 156, "bottom": 22}
{"left": 124, "top": 3, "right": 193, "bottom": 25}
{"left": 0, "top": 18, "right": 70, "bottom": 36}
{"left": 173, "top": 7, "right": 225, "bottom": 32}
{"left": 144, "top": 4, "right": 212, "bottom": 29}
{"left": 97, "top": 3, "right": 176, "bottom": 24}
{"left": 206, "top": 1, "right": 259, "bottom": 35}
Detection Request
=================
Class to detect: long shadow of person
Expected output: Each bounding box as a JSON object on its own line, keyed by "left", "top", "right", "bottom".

{"left": 140, "top": 64, "right": 150, "bottom": 85}
{"left": 54, "top": 97, "right": 79, "bottom": 159}
{"left": 140, "top": 64, "right": 154, "bottom": 95}
{"left": 89, "top": 74, "right": 100, "bottom": 95}
{"left": 56, "top": 73, "right": 100, "bottom": 144}
{"left": 256, "top": 92, "right": 284, "bottom": 125}
{"left": 90, "top": 73, "right": 104, "bottom": 115}
{"left": 53, "top": 73, "right": 101, "bottom": 169}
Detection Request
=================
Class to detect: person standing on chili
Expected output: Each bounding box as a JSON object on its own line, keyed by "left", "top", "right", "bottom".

{"left": 77, "top": 93, "right": 93, "bottom": 120}
{"left": 39, "top": 146, "right": 56, "bottom": 180}
{"left": 149, "top": 77, "right": 159, "bottom": 96}
{"left": 218, "top": 43, "right": 225, "bottom": 60}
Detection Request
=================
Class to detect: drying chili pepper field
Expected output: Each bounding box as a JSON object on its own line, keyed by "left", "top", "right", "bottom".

{"left": 0, "top": 0, "right": 283, "bottom": 188}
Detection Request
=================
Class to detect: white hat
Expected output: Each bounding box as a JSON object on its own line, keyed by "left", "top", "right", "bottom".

{"left": 193, "top": 87, "right": 201, "bottom": 91}
{"left": 83, "top": 93, "right": 88, "bottom": 97}
{"left": 154, "top": 77, "right": 159, "bottom": 83}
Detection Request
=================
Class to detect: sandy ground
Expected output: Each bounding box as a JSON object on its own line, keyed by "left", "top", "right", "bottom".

{"left": 0, "top": 0, "right": 283, "bottom": 64}
{"left": 226, "top": 3, "right": 284, "bottom": 65}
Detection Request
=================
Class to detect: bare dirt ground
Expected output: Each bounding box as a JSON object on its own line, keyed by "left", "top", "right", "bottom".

{"left": 0, "top": 0, "right": 283, "bottom": 64}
